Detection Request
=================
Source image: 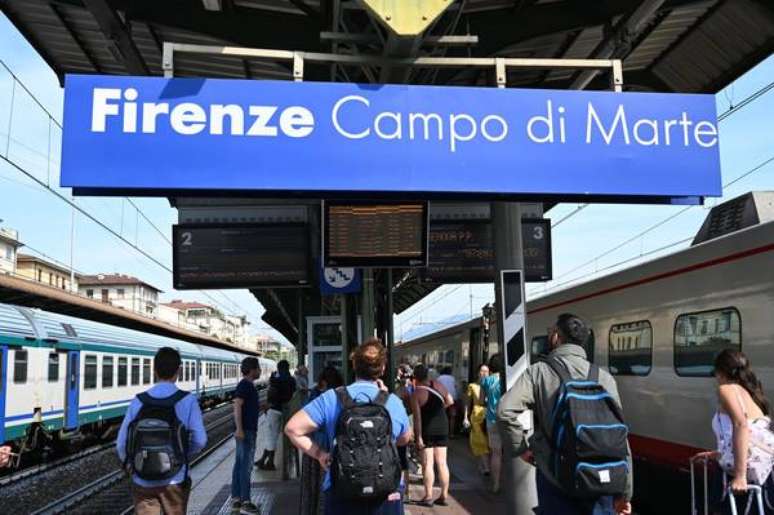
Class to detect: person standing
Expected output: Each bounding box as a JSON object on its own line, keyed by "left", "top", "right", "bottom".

{"left": 256, "top": 360, "right": 296, "bottom": 470}
{"left": 117, "top": 347, "right": 207, "bottom": 515}
{"left": 479, "top": 354, "right": 504, "bottom": 494}
{"left": 463, "top": 364, "right": 491, "bottom": 476}
{"left": 437, "top": 367, "right": 459, "bottom": 437}
{"left": 231, "top": 357, "right": 262, "bottom": 515}
{"left": 498, "top": 314, "right": 633, "bottom": 515}
{"left": 411, "top": 364, "right": 454, "bottom": 507}
{"left": 285, "top": 338, "right": 411, "bottom": 514}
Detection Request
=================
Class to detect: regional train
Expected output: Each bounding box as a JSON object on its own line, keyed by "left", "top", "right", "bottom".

{"left": 0, "top": 303, "right": 276, "bottom": 464}
{"left": 396, "top": 191, "right": 774, "bottom": 489}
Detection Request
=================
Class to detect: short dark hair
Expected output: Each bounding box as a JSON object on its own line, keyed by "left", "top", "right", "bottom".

{"left": 413, "top": 364, "right": 429, "bottom": 382}
{"left": 555, "top": 313, "right": 590, "bottom": 345}
{"left": 488, "top": 353, "right": 503, "bottom": 374}
{"left": 278, "top": 360, "right": 290, "bottom": 373}
{"left": 154, "top": 347, "right": 181, "bottom": 380}
{"left": 241, "top": 357, "right": 260, "bottom": 376}
{"left": 441, "top": 366, "right": 453, "bottom": 375}
{"left": 350, "top": 338, "right": 387, "bottom": 380}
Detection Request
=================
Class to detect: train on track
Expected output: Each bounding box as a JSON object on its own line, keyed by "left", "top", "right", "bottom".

{"left": 396, "top": 191, "right": 774, "bottom": 482}
{"left": 0, "top": 303, "right": 276, "bottom": 464}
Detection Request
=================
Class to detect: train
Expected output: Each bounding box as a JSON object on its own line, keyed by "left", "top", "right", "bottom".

{"left": 0, "top": 303, "right": 276, "bottom": 463}
{"left": 395, "top": 191, "right": 774, "bottom": 492}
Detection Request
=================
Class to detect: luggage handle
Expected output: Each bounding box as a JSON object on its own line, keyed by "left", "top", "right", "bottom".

{"left": 727, "top": 484, "right": 764, "bottom": 515}
{"left": 689, "top": 455, "right": 710, "bottom": 515}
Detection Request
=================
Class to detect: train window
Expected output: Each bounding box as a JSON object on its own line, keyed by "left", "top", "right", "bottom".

{"left": 117, "top": 357, "right": 128, "bottom": 386}
{"left": 445, "top": 350, "right": 454, "bottom": 367}
{"left": 197, "top": 361, "right": 201, "bottom": 378}
{"left": 531, "top": 336, "right": 550, "bottom": 361}
{"left": 13, "top": 349, "right": 28, "bottom": 383}
{"left": 131, "top": 357, "right": 140, "bottom": 385}
{"left": 142, "top": 358, "right": 151, "bottom": 384}
{"left": 103, "top": 356, "right": 114, "bottom": 388}
{"left": 675, "top": 308, "right": 741, "bottom": 377}
{"left": 84, "top": 355, "right": 97, "bottom": 389}
{"left": 48, "top": 352, "right": 60, "bottom": 382}
{"left": 609, "top": 321, "right": 653, "bottom": 376}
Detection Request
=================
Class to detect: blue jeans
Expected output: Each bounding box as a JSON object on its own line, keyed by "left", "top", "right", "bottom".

{"left": 232, "top": 430, "right": 257, "bottom": 501}
{"left": 323, "top": 491, "right": 404, "bottom": 515}
{"left": 536, "top": 470, "right": 615, "bottom": 515}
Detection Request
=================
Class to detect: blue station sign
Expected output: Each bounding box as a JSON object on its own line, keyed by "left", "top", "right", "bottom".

{"left": 61, "top": 74, "right": 722, "bottom": 203}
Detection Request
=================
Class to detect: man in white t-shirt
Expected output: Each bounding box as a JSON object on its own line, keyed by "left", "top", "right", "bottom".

{"left": 437, "top": 367, "right": 458, "bottom": 436}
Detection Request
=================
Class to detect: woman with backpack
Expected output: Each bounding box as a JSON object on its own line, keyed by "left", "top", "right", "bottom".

{"left": 693, "top": 349, "right": 774, "bottom": 513}
{"left": 410, "top": 364, "right": 454, "bottom": 507}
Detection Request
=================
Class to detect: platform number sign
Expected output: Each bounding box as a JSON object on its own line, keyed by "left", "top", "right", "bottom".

{"left": 499, "top": 270, "right": 528, "bottom": 393}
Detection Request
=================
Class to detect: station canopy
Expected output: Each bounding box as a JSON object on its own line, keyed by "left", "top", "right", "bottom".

{"left": 4, "top": 0, "right": 773, "bottom": 343}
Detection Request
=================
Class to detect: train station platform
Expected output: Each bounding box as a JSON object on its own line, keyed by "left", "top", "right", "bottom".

{"left": 188, "top": 433, "right": 507, "bottom": 515}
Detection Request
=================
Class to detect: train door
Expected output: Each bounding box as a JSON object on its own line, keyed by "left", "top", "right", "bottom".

{"left": 64, "top": 351, "right": 80, "bottom": 429}
{"left": 0, "top": 346, "right": 7, "bottom": 443}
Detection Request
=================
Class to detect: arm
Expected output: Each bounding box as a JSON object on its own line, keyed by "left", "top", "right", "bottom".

{"left": 187, "top": 399, "right": 208, "bottom": 455}
{"left": 719, "top": 384, "right": 750, "bottom": 492}
{"left": 284, "top": 409, "right": 330, "bottom": 469}
{"left": 496, "top": 369, "right": 535, "bottom": 457}
{"left": 410, "top": 390, "right": 424, "bottom": 448}
{"left": 233, "top": 397, "right": 245, "bottom": 439}
{"left": 116, "top": 399, "right": 140, "bottom": 465}
{"left": 433, "top": 381, "right": 454, "bottom": 408}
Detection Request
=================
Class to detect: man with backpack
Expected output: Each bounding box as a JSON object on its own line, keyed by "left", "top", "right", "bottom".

{"left": 285, "top": 338, "right": 412, "bottom": 515}
{"left": 255, "top": 359, "right": 296, "bottom": 471}
{"left": 116, "top": 347, "right": 207, "bottom": 515}
{"left": 497, "top": 313, "right": 634, "bottom": 515}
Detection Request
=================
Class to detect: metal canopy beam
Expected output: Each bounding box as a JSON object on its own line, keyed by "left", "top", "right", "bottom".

{"left": 82, "top": 0, "right": 149, "bottom": 75}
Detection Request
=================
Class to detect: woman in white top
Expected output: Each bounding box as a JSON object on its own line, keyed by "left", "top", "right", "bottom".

{"left": 694, "top": 349, "right": 774, "bottom": 510}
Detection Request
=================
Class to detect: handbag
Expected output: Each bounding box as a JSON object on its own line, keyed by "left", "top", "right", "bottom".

{"left": 717, "top": 388, "right": 774, "bottom": 485}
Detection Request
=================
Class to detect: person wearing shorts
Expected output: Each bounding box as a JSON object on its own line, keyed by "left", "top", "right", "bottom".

{"left": 410, "top": 364, "right": 454, "bottom": 507}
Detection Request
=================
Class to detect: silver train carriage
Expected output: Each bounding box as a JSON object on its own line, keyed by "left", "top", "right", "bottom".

{"left": 0, "top": 303, "right": 276, "bottom": 461}
{"left": 396, "top": 191, "right": 774, "bottom": 474}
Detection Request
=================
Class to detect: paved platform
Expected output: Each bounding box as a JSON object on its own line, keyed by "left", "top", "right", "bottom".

{"left": 189, "top": 425, "right": 507, "bottom": 515}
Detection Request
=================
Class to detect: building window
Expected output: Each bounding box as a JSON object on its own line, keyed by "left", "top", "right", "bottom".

{"left": 84, "top": 355, "right": 97, "bottom": 389}
{"left": 102, "top": 356, "right": 114, "bottom": 388}
{"left": 48, "top": 352, "right": 60, "bottom": 382}
{"left": 143, "top": 358, "right": 151, "bottom": 384}
{"left": 37, "top": 269, "right": 42, "bottom": 282}
{"left": 86, "top": 289, "right": 94, "bottom": 299}
{"left": 48, "top": 272, "right": 53, "bottom": 285}
{"left": 118, "top": 357, "right": 128, "bottom": 386}
{"left": 675, "top": 308, "right": 741, "bottom": 377}
{"left": 117, "top": 288, "right": 125, "bottom": 299}
{"left": 13, "top": 349, "right": 27, "bottom": 383}
{"left": 609, "top": 321, "right": 653, "bottom": 376}
{"left": 101, "top": 289, "right": 109, "bottom": 303}
{"left": 131, "top": 357, "right": 140, "bottom": 385}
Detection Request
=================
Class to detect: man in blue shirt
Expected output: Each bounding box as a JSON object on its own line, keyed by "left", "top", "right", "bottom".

{"left": 285, "top": 339, "right": 412, "bottom": 515}
{"left": 231, "top": 357, "right": 261, "bottom": 515}
{"left": 117, "top": 347, "right": 207, "bottom": 515}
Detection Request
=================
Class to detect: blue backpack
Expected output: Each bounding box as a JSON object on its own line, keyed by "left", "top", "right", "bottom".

{"left": 545, "top": 358, "right": 629, "bottom": 499}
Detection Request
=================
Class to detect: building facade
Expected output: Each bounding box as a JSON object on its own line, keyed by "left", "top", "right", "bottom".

{"left": 0, "top": 227, "right": 22, "bottom": 275}
{"left": 159, "top": 300, "right": 250, "bottom": 348}
{"left": 79, "top": 274, "right": 162, "bottom": 316}
{"left": 16, "top": 253, "right": 80, "bottom": 291}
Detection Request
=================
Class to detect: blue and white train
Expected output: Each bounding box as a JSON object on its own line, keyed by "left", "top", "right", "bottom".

{"left": 0, "top": 302, "right": 275, "bottom": 461}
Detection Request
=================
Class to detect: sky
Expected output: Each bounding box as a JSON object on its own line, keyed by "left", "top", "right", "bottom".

{"left": 0, "top": 13, "right": 772, "bottom": 346}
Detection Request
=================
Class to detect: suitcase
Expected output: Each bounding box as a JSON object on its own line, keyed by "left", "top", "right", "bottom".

{"left": 690, "top": 455, "right": 766, "bottom": 515}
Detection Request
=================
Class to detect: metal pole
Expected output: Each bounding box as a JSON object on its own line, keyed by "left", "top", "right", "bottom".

{"left": 69, "top": 204, "right": 76, "bottom": 293}
{"left": 340, "top": 294, "right": 349, "bottom": 383}
{"left": 386, "top": 269, "right": 395, "bottom": 391}
{"left": 492, "top": 202, "right": 537, "bottom": 515}
{"left": 361, "top": 269, "right": 375, "bottom": 339}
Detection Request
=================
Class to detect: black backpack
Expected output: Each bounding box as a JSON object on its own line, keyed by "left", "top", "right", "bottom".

{"left": 331, "top": 387, "right": 401, "bottom": 501}
{"left": 545, "top": 358, "right": 629, "bottom": 499}
{"left": 125, "top": 390, "right": 190, "bottom": 481}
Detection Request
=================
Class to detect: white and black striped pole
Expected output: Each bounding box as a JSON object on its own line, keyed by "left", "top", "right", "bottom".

{"left": 492, "top": 201, "right": 537, "bottom": 515}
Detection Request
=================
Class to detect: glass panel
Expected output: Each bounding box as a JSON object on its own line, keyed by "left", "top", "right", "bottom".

{"left": 143, "top": 358, "right": 151, "bottom": 384}
{"left": 118, "top": 357, "right": 128, "bottom": 386}
{"left": 675, "top": 308, "right": 741, "bottom": 377}
{"left": 131, "top": 358, "right": 140, "bottom": 385}
{"left": 313, "top": 323, "right": 341, "bottom": 347}
{"left": 102, "top": 356, "right": 114, "bottom": 387}
{"left": 84, "top": 355, "right": 97, "bottom": 389}
{"left": 609, "top": 321, "right": 653, "bottom": 376}
{"left": 48, "top": 352, "right": 59, "bottom": 382}
{"left": 531, "top": 336, "right": 550, "bottom": 361}
{"left": 14, "top": 349, "right": 28, "bottom": 383}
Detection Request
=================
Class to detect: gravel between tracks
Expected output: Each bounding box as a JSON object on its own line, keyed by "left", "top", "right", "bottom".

{"left": 2, "top": 403, "right": 233, "bottom": 515}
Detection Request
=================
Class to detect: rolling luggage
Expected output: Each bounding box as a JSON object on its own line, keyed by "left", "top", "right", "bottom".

{"left": 690, "top": 455, "right": 766, "bottom": 515}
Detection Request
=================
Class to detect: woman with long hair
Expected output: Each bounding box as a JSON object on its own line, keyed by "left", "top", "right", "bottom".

{"left": 463, "top": 363, "right": 491, "bottom": 476}
{"left": 693, "top": 349, "right": 774, "bottom": 513}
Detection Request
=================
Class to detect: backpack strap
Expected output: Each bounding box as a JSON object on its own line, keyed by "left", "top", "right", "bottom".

{"left": 137, "top": 389, "right": 189, "bottom": 408}
{"left": 335, "top": 386, "right": 356, "bottom": 410}
{"left": 545, "top": 357, "right": 572, "bottom": 385}
{"left": 586, "top": 364, "right": 600, "bottom": 382}
{"left": 373, "top": 390, "right": 390, "bottom": 407}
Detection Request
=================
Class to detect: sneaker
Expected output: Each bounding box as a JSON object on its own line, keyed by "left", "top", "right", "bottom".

{"left": 261, "top": 462, "right": 276, "bottom": 471}
{"left": 241, "top": 502, "right": 260, "bottom": 514}
{"left": 231, "top": 500, "right": 242, "bottom": 513}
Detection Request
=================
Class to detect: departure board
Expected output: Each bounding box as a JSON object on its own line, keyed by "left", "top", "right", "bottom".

{"left": 324, "top": 202, "right": 428, "bottom": 267}
{"left": 173, "top": 223, "right": 310, "bottom": 289}
{"left": 423, "top": 219, "right": 552, "bottom": 283}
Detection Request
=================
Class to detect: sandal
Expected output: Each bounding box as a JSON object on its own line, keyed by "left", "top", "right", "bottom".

{"left": 416, "top": 498, "right": 434, "bottom": 507}
{"left": 435, "top": 497, "right": 449, "bottom": 506}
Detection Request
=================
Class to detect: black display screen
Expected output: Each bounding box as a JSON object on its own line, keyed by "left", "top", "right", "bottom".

{"left": 173, "top": 223, "right": 310, "bottom": 289}
{"left": 423, "top": 219, "right": 552, "bottom": 283}
{"left": 323, "top": 201, "right": 428, "bottom": 267}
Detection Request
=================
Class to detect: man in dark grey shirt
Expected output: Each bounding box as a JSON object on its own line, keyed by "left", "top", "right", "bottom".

{"left": 497, "top": 314, "right": 633, "bottom": 515}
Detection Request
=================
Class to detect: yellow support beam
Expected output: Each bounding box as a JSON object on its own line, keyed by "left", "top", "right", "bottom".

{"left": 358, "top": 0, "right": 453, "bottom": 36}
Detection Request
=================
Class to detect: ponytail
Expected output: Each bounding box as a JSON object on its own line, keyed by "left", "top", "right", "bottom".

{"left": 715, "top": 349, "right": 771, "bottom": 416}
